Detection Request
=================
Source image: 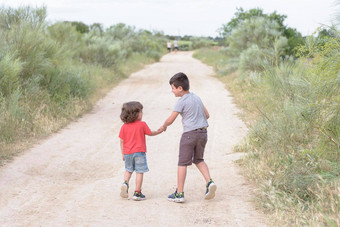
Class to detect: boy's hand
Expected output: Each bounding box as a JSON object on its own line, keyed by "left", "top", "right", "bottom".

{"left": 159, "top": 125, "right": 167, "bottom": 132}
{"left": 122, "top": 154, "right": 125, "bottom": 161}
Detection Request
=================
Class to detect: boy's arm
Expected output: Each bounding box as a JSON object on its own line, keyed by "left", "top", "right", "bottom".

{"left": 203, "top": 105, "right": 210, "bottom": 119}
{"left": 149, "top": 129, "right": 163, "bottom": 136}
{"left": 120, "top": 139, "right": 124, "bottom": 161}
{"left": 161, "top": 111, "right": 179, "bottom": 131}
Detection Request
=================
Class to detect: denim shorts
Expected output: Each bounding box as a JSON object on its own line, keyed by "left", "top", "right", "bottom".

{"left": 124, "top": 152, "right": 149, "bottom": 173}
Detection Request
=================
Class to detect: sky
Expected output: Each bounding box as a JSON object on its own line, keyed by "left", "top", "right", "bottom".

{"left": 0, "top": 0, "right": 338, "bottom": 37}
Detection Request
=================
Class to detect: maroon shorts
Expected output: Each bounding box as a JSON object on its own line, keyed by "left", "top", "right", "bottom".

{"left": 178, "top": 129, "right": 207, "bottom": 166}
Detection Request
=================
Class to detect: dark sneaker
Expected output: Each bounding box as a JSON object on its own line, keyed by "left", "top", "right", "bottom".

{"left": 132, "top": 191, "right": 146, "bottom": 201}
{"left": 204, "top": 179, "right": 217, "bottom": 200}
{"left": 168, "top": 190, "right": 185, "bottom": 203}
{"left": 120, "top": 181, "right": 129, "bottom": 198}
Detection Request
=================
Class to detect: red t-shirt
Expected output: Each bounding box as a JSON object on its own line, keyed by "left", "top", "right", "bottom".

{"left": 119, "top": 121, "right": 151, "bottom": 154}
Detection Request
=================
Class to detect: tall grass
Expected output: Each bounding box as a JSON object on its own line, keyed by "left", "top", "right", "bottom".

{"left": 194, "top": 32, "right": 340, "bottom": 225}
{"left": 0, "top": 6, "right": 166, "bottom": 164}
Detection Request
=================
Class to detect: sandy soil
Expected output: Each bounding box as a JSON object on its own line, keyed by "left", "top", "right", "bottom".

{"left": 0, "top": 52, "right": 267, "bottom": 226}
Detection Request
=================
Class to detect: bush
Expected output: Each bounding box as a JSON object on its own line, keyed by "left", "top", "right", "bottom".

{"left": 190, "top": 37, "right": 216, "bottom": 49}
{"left": 194, "top": 31, "right": 340, "bottom": 225}
{"left": 47, "top": 67, "right": 91, "bottom": 105}
{"left": 238, "top": 45, "right": 265, "bottom": 76}
{"left": 0, "top": 53, "right": 23, "bottom": 97}
{"left": 80, "top": 35, "right": 125, "bottom": 67}
{"left": 47, "top": 22, "right": 84, "bottom": 58}
{"left": 226, "top": 17, "right": 288, "bottom": 59}
{"left": 240, "top": 34, "right": 340, "bottom": 225}
{"left": 0, "top": 6, "right": 166, "bottom": 160}
{"left": 0, "top": 89, "right": 24, "bottom": 142}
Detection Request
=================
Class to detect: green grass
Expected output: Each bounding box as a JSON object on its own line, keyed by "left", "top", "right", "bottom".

{"left": 0, "top": 53, "right": 158, "bottom": 165}
{"left": 194, "top": 47, "right": 340, "bottom": 226}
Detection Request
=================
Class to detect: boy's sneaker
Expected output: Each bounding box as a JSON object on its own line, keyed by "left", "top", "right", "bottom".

{"left": 168, "top": 190, "right": 185, "bottom": 203}
{"left": 204, "top": 179, "right": 217, "bottom": 200}
{"left": 120, "top": 181, "right": 129, "bottom": 198}
{"left": 132, "top": 191, "right": 146, "bottom": 201}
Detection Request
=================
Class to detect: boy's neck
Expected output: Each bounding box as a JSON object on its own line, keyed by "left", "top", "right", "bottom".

{"left": 179, "top": 90, "right": 190, "bottom": 97}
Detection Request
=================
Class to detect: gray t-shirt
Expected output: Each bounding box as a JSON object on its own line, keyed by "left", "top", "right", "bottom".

{"left": 173, "top": 92, "right": 208, "bottom": 133}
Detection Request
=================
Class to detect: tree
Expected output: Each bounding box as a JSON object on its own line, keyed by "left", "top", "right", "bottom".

{"left": 220, "top": 8, "right": 265, "bottom": 38}
{"left": 283, "top": 27, "right": 304, "bottom": 55}
{"left": 90, "top": 23, "right": 104, "bottom": 36}
{"left": 220, "top": 8, "right": 304, "bottom": 56}
{"left": 227, "top": 17, "right": 285, "bottom": 55}
{"left": 106, "top": 23, "right": 136, "bottom": 40}
{"left": 63, "top": 21, "right": 89, "bottom": 33}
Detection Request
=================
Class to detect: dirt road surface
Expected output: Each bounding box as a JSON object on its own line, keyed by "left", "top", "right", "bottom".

{"left": 0, "top": 52, "right": 267, "bottom": 226}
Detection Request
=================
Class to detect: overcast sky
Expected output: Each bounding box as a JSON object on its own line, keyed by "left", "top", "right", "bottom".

{"left": 0, "top": 0, "right": 338, "bottom": 37}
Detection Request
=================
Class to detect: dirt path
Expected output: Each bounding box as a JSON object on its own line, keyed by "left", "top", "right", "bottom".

{"left": 0, "top": 52, "right": 267, "bottom": 226}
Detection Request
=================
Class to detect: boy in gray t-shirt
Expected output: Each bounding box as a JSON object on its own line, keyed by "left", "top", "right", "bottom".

{"left": 160, "top": 72, "right": 217, "bottom": 203}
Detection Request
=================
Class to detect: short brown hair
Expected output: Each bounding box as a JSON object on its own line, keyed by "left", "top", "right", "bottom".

{"left": 120, "top": 101, "right": 143, "bottom": 123}
{"left": 169, "top": 72, "right": 190, "bottom": 91}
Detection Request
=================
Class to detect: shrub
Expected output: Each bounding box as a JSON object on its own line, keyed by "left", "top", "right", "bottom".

{"left": 240, "top": 34, "right": 340, "bottom": 225}
{"left": 195, "top": 31, "right": 340, "bottom": 225}
{"left": 47, "top": 22, "right": 84, "bottom": 58}
{"left": 80, "top": 35, "right": 125, "bottom": 67}
{"left": 0, "top": 5, "right": 166, "bottom": 162}
{"left": 191, "top": 37, "right": 216, "bottom": 49}
{"left": 0, "top": 53, "right": 23, "bottom": 97}
{"left": 227, "top": 17, "right": 283, "bottom": 56}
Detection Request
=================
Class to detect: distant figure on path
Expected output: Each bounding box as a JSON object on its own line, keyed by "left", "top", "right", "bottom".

{"left": 173, "top": 40, "right": 178, "bottom": 53}
{"left": 159, "top": 72, "right": 217, "bottom": 203}
{"left": 119, "top": 101, "right": 162, "bottom": 201}
{"left": 167, "top": 40, "right": 172, "bottom": 52}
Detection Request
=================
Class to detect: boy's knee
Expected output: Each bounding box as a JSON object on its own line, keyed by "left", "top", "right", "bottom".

{"left": 194, "top": 160, "right": 204, "bottom": 165}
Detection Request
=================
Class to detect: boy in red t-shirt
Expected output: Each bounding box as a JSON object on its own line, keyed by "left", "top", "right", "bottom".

{"left": 119, "top": 101, "right": 162, "bottom": 201}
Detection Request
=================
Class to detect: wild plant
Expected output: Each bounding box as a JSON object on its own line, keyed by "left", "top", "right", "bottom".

{"left": 0, "top": 6, "right": 166, "bottom": 160}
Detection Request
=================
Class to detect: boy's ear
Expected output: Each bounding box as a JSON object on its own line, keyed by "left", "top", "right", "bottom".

{"left": 178, "top": 86, "right": 183, "bottom": 91}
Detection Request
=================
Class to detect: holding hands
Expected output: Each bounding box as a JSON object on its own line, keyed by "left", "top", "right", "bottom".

{"left": 158, "top": 125, "right": 167, "bottom": 132}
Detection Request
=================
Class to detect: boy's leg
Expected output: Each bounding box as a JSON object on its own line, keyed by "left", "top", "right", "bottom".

{"left": 177, "top": 166, "right": 187, "bottom": 193}
{"left": 133, "top": 173, "right": 146, "bottom": 201}
{"left": 168, "top": 166, "right": 186, "bottom": 203}
{"left": 135, "top": 173, "right": 143, "bottom": 191}
{"left": 121, "top": 171, "right": 132, "bottom": 198}
{"left": 124, "top": 171, "right": 132, "bottom": 183}
{"left": 131, "top": 152, "right": 148, "bottom": 201}
{"left": 195, "top": 161, "right": 211, "bottom": 183}
{"left": 135, "top": 173, "right": 144, "bottom": 192}
{"left": 134, "top": 152, "right": 148, "bottom": 192}
{"left": 196, "top": 161, "right": 217, "bottom": 200}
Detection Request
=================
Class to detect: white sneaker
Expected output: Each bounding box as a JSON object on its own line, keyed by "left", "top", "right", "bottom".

{"left": 120, "top": 182, "right": 128, "bottom": 198}
{"left": 204, "top": 181, "right": 217, "bottom": 200}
